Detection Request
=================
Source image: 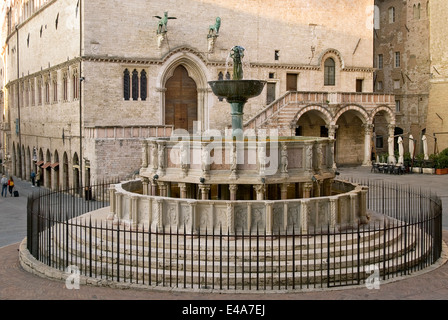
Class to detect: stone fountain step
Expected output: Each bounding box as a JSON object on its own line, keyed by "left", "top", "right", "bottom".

{"left": 38, "top": 211, "right": 432, "bottom": 289}
{"left": 66, "top": 213, "right": 401, "bottom": 251}
{"left": 41, "top": 237, "right": 430, "bottom": 289}
{"left": 46, "top": 231, "right": 421, "bottom": 274}
{"left": 44, "top": 220, "right": 424, "bottom": 274}
{"left": 59, "top": 221, "right": 406, "bottom": 261}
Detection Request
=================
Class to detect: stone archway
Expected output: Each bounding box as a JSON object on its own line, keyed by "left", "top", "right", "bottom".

{"left": 63, "top": 152, "right": 69, "bottom": 191}
{"left": 73, "top": 153, "right": 80, "bottom": 193}
{"left": 333, "top": 106, "right": 369, "bottom": 166}
{"left": 371, "top": 105, "right": 397, "bottom": 164}
{"left": 53, "top": 150, "right": 60, "bottom": 190}
{"left": 157, "top": 49, "right": 210, "bottom": 133}
{"left": 293, "top": 106, "right": 332, "bottom": 137}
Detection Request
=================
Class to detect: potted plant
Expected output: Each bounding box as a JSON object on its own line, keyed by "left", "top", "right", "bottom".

{"left": 423, "top": 154, "right": 436, "bottom": 174}
{"left": 435, "top": 149, "right": 448, "bottom": 175}
{"left": 412, "top": 153, "right": 424, "bottom": 173}
{"left": 404, "top": 152, "right": 412, "bottom": 173}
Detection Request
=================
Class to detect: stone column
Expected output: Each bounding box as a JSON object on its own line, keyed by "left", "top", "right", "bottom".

{"left": 179, "top": 183, "right": 188, "bottom": 198}
{"left": 148, "top": 198, "right": 153, "bottom": 229}
{"left": 350, "top": 193, "right": 357, "bottom": 228}
{"left": 265, "top": 201, "right": 273, "bottom": 235}
{"left": 131, "top": 196, "right": 138, "bottom": 230}
{"left": 189, "top": 202, "right": 197, "bottom": 233}
{"left": 359, "top": 187, "right": 369, "bottom": 224}
{"left": 229, "top": 184, "right": 238, "bottom": 201}
{"left": 151, "top": 179, "right": 157, "bottom": 196}
{"left": 280, "top": 142, "right": 289, "bottom": 177}
{"left": 254, "top": 184, "right": 266, "bottom": 200}
{"left": 388, "top": 124, "right": 396, "bottom": 164}
{"left": 142, "top": 177, "right": 149, "bottom": 195}
{"left": 199, "top": 184, "right": 211, "bottom": 200}
{"left": 114, "top": 192, "right": 123, "bottom": 225}
{"left": 108, "top": 186, "right": 116, "bottom": 220}
{"left": 327, "top": 125, "right": 338, "bottom": 140}
{"left": 305, "top": 143, "right": 313, "bottom": 173}
{"left": 300, "top": 200, "right": 309, "bottom": 234}
{"left": 283, "top": 202, "right": 288, "bottom": 233}
{"left": 247, "top": 203, "right": 252, "bottom": 232}
{"left": 226, "top": 202, "right": 234, "bottom": 235}
{"left": 323, "top": 179, "right": 333, "bottom": 197}
{"left": 198, "top": 88, "right": 208, "bottom": 132}
{"left": 201, "top": 142, "right": 210, "bottom": 179}
{"left": 314, "top": 180, "right": 322, "bottom": 198}
{"left": 329, "top": 197, "right": 337, "bottom": 228}
{"left": 156, "top": 199, "right": 163, "bottom": 232}
{"left": 280, "top": 183, "right": 289, "bottom": 200}
{"left": 362, "top": 123, "right": 374, "bottom": 166}
{"left": 150, "top": 141, "right": 158, "bottom": 174}
{"left": 328, "top": 125, "right": 338, "bottom": 169}
{"left": 302, "top": 182, "right": 313, "bottom": 199}
{"left": 142, "top": 140, "right": 148, "bottom": 168}
{"left": 158, "top": 181, "right": 168, "bottom": 197}
{"left": 157, "top": 142, "right": 166, "bottom": 176}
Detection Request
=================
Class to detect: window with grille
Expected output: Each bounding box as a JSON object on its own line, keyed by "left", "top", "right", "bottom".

{"left": 324, "top": 58, "right": 335, "bottom": 86}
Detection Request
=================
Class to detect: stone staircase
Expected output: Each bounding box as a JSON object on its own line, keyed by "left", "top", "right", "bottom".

{"left": 244, "top": 91, "right": 330, "bottom": 135}
{"left": 244, "top": 91, "right": 396, "bottom": 135}
{"left": 39, "top": 210, "right": 431, "bottom": 291}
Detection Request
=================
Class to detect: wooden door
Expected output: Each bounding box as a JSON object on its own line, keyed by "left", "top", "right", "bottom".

{"left": 165, "top": 66, "right": 198, "bottom": 133}
{"left": 267, "top": 82, "right": 276, "bottom": 105}
{"left": 286, "top": 73, "right": 297, "bottom": 91}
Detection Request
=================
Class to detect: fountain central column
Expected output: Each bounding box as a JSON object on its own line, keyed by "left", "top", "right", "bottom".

{"left": 229, "top": 101, "right": 246, "bottom": 140}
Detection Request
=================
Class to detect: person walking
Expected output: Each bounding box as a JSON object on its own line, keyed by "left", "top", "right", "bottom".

{"left": 31, "top": 170, "right": 36, "bottom": 187}
{"left": 1, "top": 175, "right": 8, "bottom": 197}
{"left": 8, "top": 176, "right": 14, "bottom": 197}
{"left": 36, "top": 170, "right": 40, "bottom": 187}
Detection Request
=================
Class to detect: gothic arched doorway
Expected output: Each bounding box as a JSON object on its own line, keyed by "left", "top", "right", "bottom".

{"left": 165, "top": 65, "right": 198, "bottom": 134}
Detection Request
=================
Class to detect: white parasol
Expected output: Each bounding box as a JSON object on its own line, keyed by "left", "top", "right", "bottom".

{"left": 422, "top": 135, "right": 429, "bottom": 160}
{"left": 398, "top": 137, "right": 404, "bottom": 164}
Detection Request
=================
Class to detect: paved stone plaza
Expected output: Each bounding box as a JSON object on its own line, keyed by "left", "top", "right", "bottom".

{"left": 0, "top": 166, "right": 448, "bottom": 301}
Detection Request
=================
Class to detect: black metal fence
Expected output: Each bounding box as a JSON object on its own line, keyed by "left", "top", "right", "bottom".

{"left": 26, "top": 179, "right": 442, "bottom": 291}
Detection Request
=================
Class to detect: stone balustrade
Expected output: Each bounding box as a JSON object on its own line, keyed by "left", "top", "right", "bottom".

{"left": 108, "top": 179, "right": 368, "bottom": 234}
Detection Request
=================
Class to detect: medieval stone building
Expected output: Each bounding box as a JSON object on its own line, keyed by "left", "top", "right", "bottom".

{"left": 374, "top": 0, "right": 448, "bottom": 156}
{"left": 1, "top": 0, "right": 397, "bottom": 189}
{"left": 425, "top": 0, "right": 448, "bottom": 154}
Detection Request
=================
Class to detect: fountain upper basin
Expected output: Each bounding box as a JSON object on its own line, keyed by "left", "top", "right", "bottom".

{"left": 208, "top": 80, "right": 266, "bottom": 103}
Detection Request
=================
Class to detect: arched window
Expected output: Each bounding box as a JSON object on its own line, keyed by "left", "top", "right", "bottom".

{"left": 389, "top": 7, "right": 395, "bottom": 23}
{"left": 45, "top": 81, "right": 50, "bottom": 104}
{"left": 31, "top": 82, "right": 35, "bottom": 106}
{"left": 414, "top": 4, "right": 421, "bottom": 19}
{"left": 132, "top": 69, "right": 139, "bottom": 101}
{"left": 140, "top": 70, "right": 147, "bottom": 101}
{"left": 63, "top": 73, "right": 68, "bottom": 101}
{"left": 53, "top": 79, "right": 58, "bottom": 103}
{"left": 72, "top": 73, "right": 79, "bottom": 100}
{"left": 38, "top": 78, "right": 42, "bottom": 105}
{"left": 324, "top": 58, "right": 335, "bottom": 86}
{"left": 123, "top": 69, "right": 130, "bottom": 100}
